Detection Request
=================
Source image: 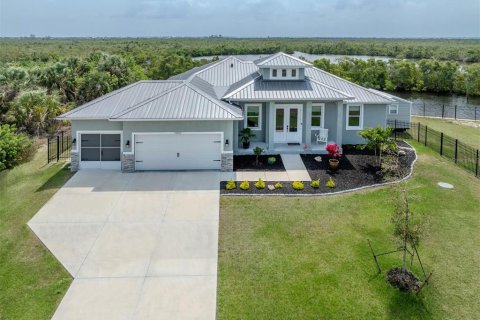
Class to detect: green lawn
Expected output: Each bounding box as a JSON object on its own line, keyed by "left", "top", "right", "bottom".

{"left": 412, "top": 116, "right": 480, "bottom": 150}
{"left": 0, "top": 144, "right": 73, "bottom": 319}
{"left": 218, "top": 142, "right": 480, "bottom": 320}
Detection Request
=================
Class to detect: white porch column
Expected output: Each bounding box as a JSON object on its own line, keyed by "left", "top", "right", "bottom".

{"left": 304, "top": 101, "right": 312, "bottom": 146}
{"left": 336, "top": 101, "right": 343, "bottom": 146}
{"left": 267, "top": 101, "right": 275, "bottom": 150}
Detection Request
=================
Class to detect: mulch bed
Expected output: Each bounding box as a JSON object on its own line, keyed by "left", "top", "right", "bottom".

{"left": 300, "top": 143, "right": 415, "bottom": 191}
{"left": 234, "top": 154, "right": 285, "bottom": 171}
{"left": 221, "top": 142, "right": 416, "bottom": 195}
{"left": 387, "top": 267, "right": 421, "bottom": 292}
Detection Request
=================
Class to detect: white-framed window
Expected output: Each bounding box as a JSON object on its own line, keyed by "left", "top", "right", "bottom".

{"left": 272, "top": 69, "right": 278, "bottom": 77}
{"left": 346, "top": 104, "right": 363, "bottom": 130}
{"left": 389, "top": 104, "right": 399, "bottom": 115}
{"left": 281, "top": 69, "right": 287, "bottom": 77}
{"left": 245, "top": 104, "right": 262, "bottom": 130}
{"left": 311, "top": 103, "right": 325, "bottom": 128}
{"left": 291, "top": 69, "right": 297, "bottom": 77}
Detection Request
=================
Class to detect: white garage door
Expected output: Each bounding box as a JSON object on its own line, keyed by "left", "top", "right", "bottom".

{"left": 134, "top": 133, "right": 222, "bottom": 170}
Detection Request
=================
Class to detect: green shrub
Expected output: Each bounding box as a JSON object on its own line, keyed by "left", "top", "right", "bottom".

{"left": 267, "top": 156, "right": 276, "bottom": 165}
{"left": 225, "top": 179, "right": 236, "bottom": 190}
{"left": 292, "top": 181, "right": 304, "bottom": 190}
{"left": 326, "top": 177, "right": 336, "bottom": 188}
{"left": 240, "top": 180, "right": 250, "bottom": 190}
{"left": 310, "top": 179, "right": 321, "bottom": 188}
{"left": 254, "top": 178, "right": 266, "bottom": 189}
{"left": 0, "top": 125, "right": 32, "bottom": 171}
{"left": 274, "top": 182, "right": 283, "bottom": 189}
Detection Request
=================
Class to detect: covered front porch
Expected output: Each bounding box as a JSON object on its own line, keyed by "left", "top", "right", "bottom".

{"left": 234, "top": 101, "right": 344, "bottom": 155}
{"left": 235, "top": 141, "right": 328, "bottom": 155}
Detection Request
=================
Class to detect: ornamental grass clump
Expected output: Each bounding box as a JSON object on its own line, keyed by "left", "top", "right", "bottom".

{"left": 292, "top": 181, "right": 304, "bottom": 190}
{"left": 225, "top": 179, "right": 236, "bottom": 190}
{"left": 240, "top": 180, "right": 250, "bottom": 190}
{"left": 325, "top": 177, "right": 336, "bottom": 188}
{"left": 254, "top": 178, "right": 266, "bottom": 189}
{"left": 310, "top": 179, "right": 320, "bottom": 188}
{"left": 274, "top": 182, "right": 283, "bottom": 189}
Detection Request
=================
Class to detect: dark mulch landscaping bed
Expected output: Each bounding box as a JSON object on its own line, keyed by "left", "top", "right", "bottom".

{"left": 234, "top": 154, "right": 285, "bottom": 171}
{"left": 221, "top": 142, "right": 416, "bottom": 195}
{"left": 300, "top": 143, "right": 416, "bottom": 191}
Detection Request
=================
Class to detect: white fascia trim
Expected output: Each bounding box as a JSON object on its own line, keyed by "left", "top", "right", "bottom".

{"left": 57, "top": 117, "right": 110, "bottom": 120}
{"left": 224, "top": 98, "right": 346, "bottom": 102}
{"left": 109, "top": 117, "right": 243, "bottom": 122}
{"left": 345, "top": 103, "right": 364, "bottom": 131}
{"left": 244, "top": 103, "right": 263, "bottom": 131}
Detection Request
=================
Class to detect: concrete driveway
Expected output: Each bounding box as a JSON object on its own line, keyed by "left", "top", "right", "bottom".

{"left": 28, "top": 170, "right": 220, "bottom": 320}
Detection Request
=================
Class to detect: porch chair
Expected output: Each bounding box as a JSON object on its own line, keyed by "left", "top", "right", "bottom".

{"left": 315, "top": 128, "right": 328, "bottom": 144}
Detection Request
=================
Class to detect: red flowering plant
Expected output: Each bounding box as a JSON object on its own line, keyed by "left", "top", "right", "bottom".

{"left": 326, "top": 143, "right": 342, "bottom": 159}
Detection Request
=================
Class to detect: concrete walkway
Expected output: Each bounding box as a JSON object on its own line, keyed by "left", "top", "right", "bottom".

{"left": 28, "top": 170, "right": 220, "bottom": 320}
{"left": 280, "top": 154, "right": 312, "bottom": 181}
{"left": 220, "top": 154, "right": 312, "bottom": 182}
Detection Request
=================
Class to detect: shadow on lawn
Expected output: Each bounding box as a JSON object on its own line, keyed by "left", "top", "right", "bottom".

{"left": 387, "top": 290, "right": 430, "bottom": 319}
{"left": 36, "top": 163, "right": 73, "bottom": 192}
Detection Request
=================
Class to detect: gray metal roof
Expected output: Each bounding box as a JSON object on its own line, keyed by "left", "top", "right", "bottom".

{"left": 223, "top": 77, "right": 353, "bottom": 101}
{"left": 59, "top": 52, "right": 406, "bottom": 122}
{"left": 255, "top": 52, "right": 312, "bottom": 67}
{"left": 58, "top": 81, "right": 183, "bottom": 119}
{"left": 168, "top": 59, "right": 220, "bottom": 81}
{"left": 194, "top": 56, "right": 259, "bottom": 87}
{"left": 111, "top": 83, "right": 243, "bottom": 120}
{"left": 305, "top": 68, "right": 394, "bottom": 104}
{"left": 368, "top": 89, "right": 411, "bottom": 104}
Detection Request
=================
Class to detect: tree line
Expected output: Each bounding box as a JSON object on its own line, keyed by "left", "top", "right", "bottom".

{"left": 313, "top": 58, "right": 480, "bottom": 97}
{"left": 1, "top": 38, "right": 479, "bottom": 63}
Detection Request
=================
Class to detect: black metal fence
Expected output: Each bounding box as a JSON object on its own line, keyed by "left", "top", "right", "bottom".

{"left": 47, "top": 131, "right": 71, "bottom": 163}
{"left": 388, "top": 120, "right": 479, "bottom": 178}
{"left": 412, "top": 103, "right": 479, "bottom": 121}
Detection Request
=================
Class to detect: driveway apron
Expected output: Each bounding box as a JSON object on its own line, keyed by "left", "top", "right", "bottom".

{"left": 28, "top": 170, "right": 220, "bottom": 320}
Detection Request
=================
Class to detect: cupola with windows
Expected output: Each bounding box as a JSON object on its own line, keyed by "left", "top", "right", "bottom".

{"left": 254, "top": 52, "right": 311, "bottom": 81}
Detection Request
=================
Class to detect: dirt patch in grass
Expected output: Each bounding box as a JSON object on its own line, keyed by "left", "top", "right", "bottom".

{"left": 234, "top": 154, "right": 285, "bottom": 171}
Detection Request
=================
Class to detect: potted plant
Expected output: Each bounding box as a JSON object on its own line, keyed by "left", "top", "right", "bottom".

{"left": 326, "top": 143, "right": 342, "bottom": 170}
{"left": 239, "top": 128, "right": 256, "bottom": 149}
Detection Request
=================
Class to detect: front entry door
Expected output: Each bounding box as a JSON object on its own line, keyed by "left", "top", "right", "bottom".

{"left": 274, "top": 105, "right": 303, "bottom": 143}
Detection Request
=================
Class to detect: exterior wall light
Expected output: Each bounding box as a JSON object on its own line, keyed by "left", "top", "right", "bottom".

{"left": 126, "top": 140, "right": 130, "bottom": 147}
{"left": 225, "top": 139, "right": 229, "bottom": 146}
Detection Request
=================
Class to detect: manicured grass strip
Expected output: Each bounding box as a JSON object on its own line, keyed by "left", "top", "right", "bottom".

{"left": 217, "top": 142, "right": 480, "bottom": 320}
{"left": 0, "top": 145, "right": 73, "bottom": 319}
{"left": 412, "top": 116, "right": 480, "bottom": 150}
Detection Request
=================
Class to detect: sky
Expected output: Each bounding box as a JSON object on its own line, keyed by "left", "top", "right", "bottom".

{"left": 0, "top": 0, "right": 479, "bottom": 38}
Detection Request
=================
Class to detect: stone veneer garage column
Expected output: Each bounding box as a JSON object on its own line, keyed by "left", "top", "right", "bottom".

{"left": 70, "top": 151, "right": 79, "bottom": 172}
{"left": 221, "top": 152, "right": 233, "bottom": 172}
{"left": 121, "top": 153, "right": 135, "bottom": 173}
